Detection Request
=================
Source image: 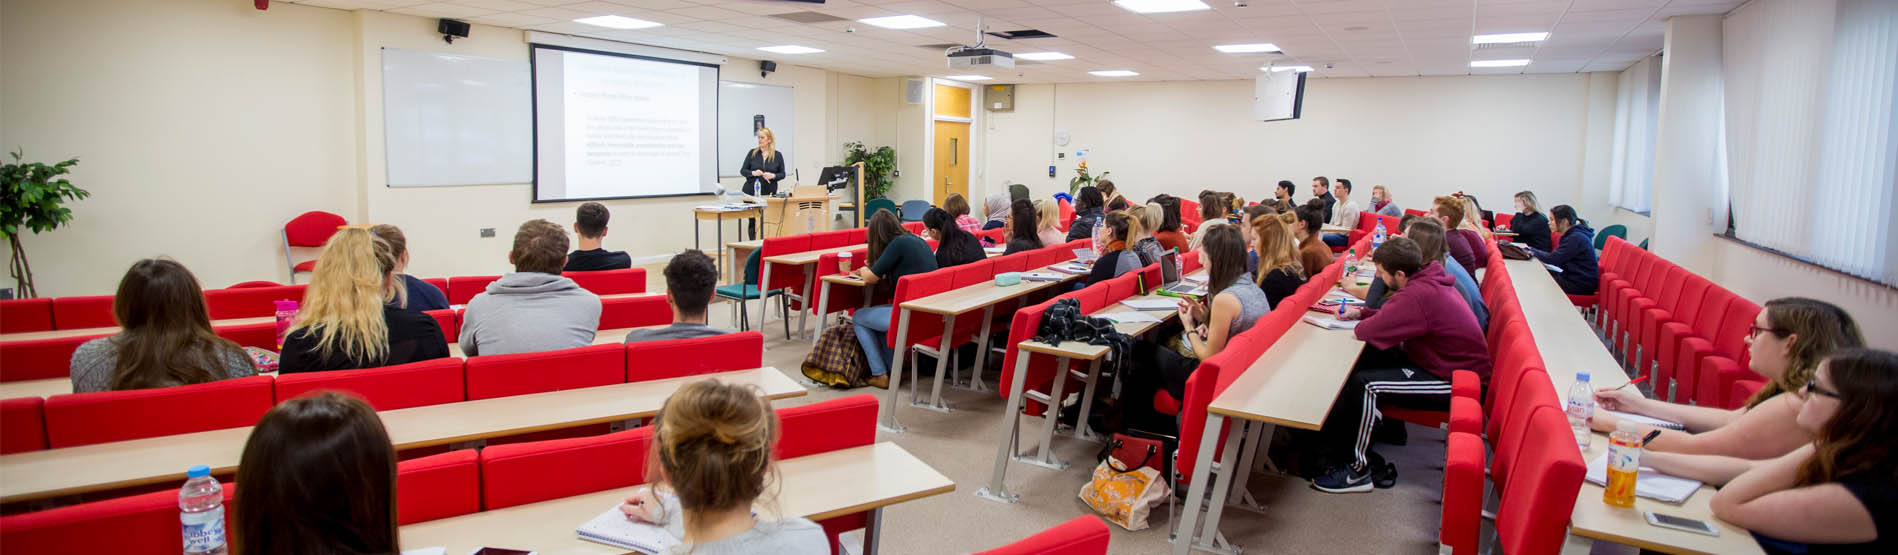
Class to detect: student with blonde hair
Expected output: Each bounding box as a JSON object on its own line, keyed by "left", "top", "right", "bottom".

{"left": 1506, "top": 190, "right": 1553, "bottom": 252}
{"left": 619, "top": 380, "right": 829, "bottom": 554}
{"left": 1033, "top": 199, "right": 1066, "bottom": 248}
{"left": 1250, "top": 212, "right": 1307, "bottom": 308}
{"left": 1126, "top": 204, "right": 1164, "bottom": 265}
{"left": 280, "top": 227, "right": 449, "bottom": 373}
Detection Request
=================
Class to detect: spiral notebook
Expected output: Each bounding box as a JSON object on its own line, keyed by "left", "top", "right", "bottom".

{"left": 576, "top": 506, "right": 681, "bottom": 554}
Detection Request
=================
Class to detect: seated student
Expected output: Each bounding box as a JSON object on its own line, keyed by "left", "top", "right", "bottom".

{"left": 981, "top": 192, "right": 1010, "bottom": 230}
{"left": 1119, "top": 225, "right": 1272, "bottom": 430}
{"left": 1316, "top": 237, "right": 1490, "bottom": 493}
{"left": 942, "top": 193, "right": 984, "bottom": 233}
{"left": 1294, "top": 200, "right": 1336, "bottom": 276}
{"left": 1034, "top": 199, "right": 1067, "bottom": 248}
{"left": 69, "top": 259, "right": 257, "bottom": 393}
{"left": 1238, "top": 205, "right": 1277, "bottom": 272}
{"left": 1369, "top": 185, "right": 1402, "bottom": 218}
{"left": 1148, "top": 195, "right": 1191, "bottom": 253}
{"left": 1066, "top": 186, "right": 1106, "bottom": 242}
{"left": 1189, "top": 190, "right": 1233, "bottom": 251}
{"left": 1097, "top": 179, "right": 1131, "bottom": 212}
{"left": 1312, "top": 176, "right": 1337, "bottom": 223}
{"left": 234, "top": 392, "right": 398, "bottom": 554}
{"left": 1710, "top": 348, "right": 1898, "bottom": 554}
{"left": 1433, "top": 196, "right": 1487, "bottom": 271}
{"left": 1250, "top": 212, "right": 1308, "bottom": 308}
{"left": 1357, "top": 219, "right": 1487, "bottom": 330}
{"left": 1127, "top": 205, "right": 1166, "bottom": 265}
{"left": 1267, "top": 180, "right": 1297, "bottom": 213}
{"left": 1505, "top": 190, "right": 1553, "bottom": 252}
{"left": 1002, "top": 199, "right": 1044, "bottom": 255}
{"left": 618, "top": 380, "right": 830, "bottom": 554}
{"left": 625, "top": 250, "right": 731, "bottom": 343}
{"left": 922, "top": 207, "right": 985, "bottom": 269}
{"left": 459, "top": 219, "right": 603, "bottom": 357}
{"left": 564, "top": 202, "right": 633, "bottom": 272}
{"left": 1528, "top": 205, "right": 1599, "bottom": 295}
{"left": 1458, "top": 196, "right": 1494, "bottom": 241}
{"left": 851, "top": 210, "right": 939, "bottom": 389}
{"left": 281, "top": 228, "right": 449, "bottom": 373}
{"left": 1594, "top": 298, "right": 1864, "bottom": 476}
{"left": 1321, "top": 179, "right": 1362, "bottom": 247}
{"left": 1085, "top": 212, "right": 1148, "bottom": 286}
{"left": 368, "top": 224, "right": 449, "bottom": 312}
{"left": 1342, "top": 214, "right": 1423, "bottom": 301}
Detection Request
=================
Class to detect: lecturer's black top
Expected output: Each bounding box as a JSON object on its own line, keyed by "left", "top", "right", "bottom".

{"left": 739, "top": 148, "right": 786, "bottom": 196}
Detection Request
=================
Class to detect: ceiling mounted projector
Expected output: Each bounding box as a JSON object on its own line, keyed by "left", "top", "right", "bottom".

{"left": 945, "top": 18, "right": 1014, "bottom": 69}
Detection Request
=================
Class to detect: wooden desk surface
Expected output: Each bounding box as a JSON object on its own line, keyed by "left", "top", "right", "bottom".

{"left": 400, "top": 442, "right": 955, "bottom": 553}
{"left": 1015, "top": 270, "right": 1207, "bottom": 360}
{"left": 1321, "top": 224, "right": 1353, "bottom": 234}
{"left": 1503, "top": 258, "right": 1630, "bottom": 394}
{"left": 1, "top": 316, "right": 276, "bottom": 342}
{"left": 899, "top": 263, "right": 1084, "bottom": 316}
{"left": 764, "top": 245, "right": 861, "bottom": 266}
{"left": 1569, "top": 430, "right": 1764, "bottom": 555}
{"left": 729, "top": 239, "right": 764, "bottom": 250}
{"left": 448, "top": 327, "right": 647, "bottom": 358}
{"left": 0, "top": 378, "right": 73, "bottom": 399}
{"left": 693, "top": 205, "right": 762, "bottom": 217}
{"left": 1207, "top": 318, "right": 1366, "bottom": 430}
{"left": 0, "top": 367, "right": 804, "bottom": 503}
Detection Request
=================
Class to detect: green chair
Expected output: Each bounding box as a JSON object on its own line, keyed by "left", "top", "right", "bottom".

{"left": 1595, "top": 224, "right": 1628, "bottom": 250}
{"left": 1639, "top": 238, "right": 1649, "bottom": 250}
{"left": 863, "top": 198, "right": 898, "bottom": 222}
{"left": 1008, "top": 183, "right": 1030, "bottom": 202}
{"left": 715, "top": 250, "right": 786, "bottom": 335}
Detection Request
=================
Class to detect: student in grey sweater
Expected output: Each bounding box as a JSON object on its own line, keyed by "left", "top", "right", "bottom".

{"left": 458, "top": 219, "right": 602, "bottom": 357}
{"left": 625, "top": 249, "right": 733, "bottom": 343}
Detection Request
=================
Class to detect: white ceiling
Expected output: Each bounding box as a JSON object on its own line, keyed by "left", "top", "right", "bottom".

{"left": 286, "top": 0, "right": 1745, "bottom": 83}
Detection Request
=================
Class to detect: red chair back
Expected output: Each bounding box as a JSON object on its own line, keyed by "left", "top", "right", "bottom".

{"left": 600, "top": 295, "right": 671, "bottom": 329}
{"left": 0, "top": 481, "right": 233, "bottom": 555}
{"left": 951, "top": 259, "right": 995, "bottom": 289}
{"left": 463, "top": 344, "right": 625, "bottom": 400}
{"left": 566, "top": 268, "right": 647, "bottom": 296}
{"left": 283, "top": 211, "right": 346, "bottom": 247}
{"left": 1491, "top": 370, "right": 1557, "bottom": 487}
{"left": 997, "top": 299, "right": 1059, "bottom": 415}
{"left": 215, "top": 321, "right": 279, "bottom": 350}
{"left": 0, "top": 333, "right": 112, "bottom": 382}
{"left": 884, "top": 270, "right": 952, "bottom": 349}
{"left": 203, "top": 285, "right": 306, "bottom": 320}
{"left": 0, "top": 397, "right": 47, "bottom": 454}
{"left": 51, "top": 295, "right": 115, "bottom": 329}
{"left": 776, "top": 394, "right": 878, "bottom": 460}
{"left": 975, "top": 515, "right": 1112, "bottom": 555}
{"left": 1494, "top": 212, "right": 1514, "bottom": 229}
{"left": 845, "top": 227, "right": 868, "bottom": 244}
{"left": 992, "top": 252, "right": 1030, "bottom": 274}
{"left": 0, "top": 299, "right": 54, "bottom": 333}
{"left": 1058, "top": 198, "right": 1075, "bottom": 230}
{"left": 274, "top": 358, "right": 465, "bottom": 410}
{"left": 761, "top": 236, "right": 814, "bottom": 292}
{"left": 625, "top": 331, "right": 764, "bottom": 382}
{"left": 421, "top": 277, "right": 448, "bottom": 296}
{"left": 396, "top": 449, "right": 482, "bottom": 525}
{"left": 424, "top": 309, "right": 458, "bottom": 345}
{"left": 43, "top": 375, "right": 275, "bottom": 448}
{"left": 446, "top": 275, "right": 501, "bottom": 305}
{"left": 811, "top": 230, "right": 853, "bottom": 249}
{"left": 479, "top": 426, "right": 655, "bottom": 510}
{"left": 1496, "top": 409, "right": 1587, "bottom": 555}
{"left": 901, "top": 221, "right": 926, "bottom": 234}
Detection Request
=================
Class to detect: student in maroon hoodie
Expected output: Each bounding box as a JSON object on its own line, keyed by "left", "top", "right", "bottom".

{"left": 1312, "top": 237, "right": 1492, "bottom": 493}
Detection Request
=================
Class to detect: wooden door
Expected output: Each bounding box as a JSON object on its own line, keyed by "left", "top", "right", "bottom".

{"left": 933, "top": 120, "right": 970, "bottom": 206}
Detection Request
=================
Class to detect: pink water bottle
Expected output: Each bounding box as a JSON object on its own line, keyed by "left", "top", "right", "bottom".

{"left": 273, "top": 300, "right": 298, "bottom": 350}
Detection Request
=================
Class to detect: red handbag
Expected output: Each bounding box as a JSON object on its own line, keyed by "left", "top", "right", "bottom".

{"left": 1099, "top": 433, "right": 1164, "bottom": 473}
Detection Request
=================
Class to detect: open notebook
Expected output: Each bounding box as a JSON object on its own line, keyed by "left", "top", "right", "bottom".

{"left": 1584, "top": 454, "right": 1703, "bottom": 505}
{"left": 1600, "top": 409, "right": 1687, "bottom": 431}
{"left": 577, "top": 506, "right": 682, "bottom": 554}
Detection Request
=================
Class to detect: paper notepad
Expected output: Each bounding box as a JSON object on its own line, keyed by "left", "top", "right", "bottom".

{"left": 577, "top": 506, "right": 682, "bottom": 554}
{"left": 1020, "top": 272, "right": 1064, "bottom": 282}
{"left": 1120, "top": 299, "right": 1176, "bottom": 311}
{"left": 1585, "top": 454, "right": 1702, "bottom": 505}
{"left": 1600, "top": 409, "right": 1687, "bottom": 431}
{"left": 1100, "top": 311, "right": 1162, "bottom": 324}
{"left": 1301, "top": 315, "right": 1359, "bottom": 330}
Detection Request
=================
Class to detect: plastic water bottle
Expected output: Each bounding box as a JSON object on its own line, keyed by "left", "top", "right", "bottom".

{"left": 1604, "top": 419, "right": 1642, "bottom": 507}
{"left": 1090, "top": 214, "right": 1106, "bottom": 255}
{"left": 1567, "top": 372, "right": 1595, "bottom": 451}
{"left": 1373, "top": 221, "right": 1388, "bottom": 249}
{"left": 1343, "top": 248, "right": 1359, "bottom": 275}
{"left": 180, "top": 465, "right": 227, "bottom": 555}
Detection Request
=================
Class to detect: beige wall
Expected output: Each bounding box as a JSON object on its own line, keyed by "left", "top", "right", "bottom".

{"left": 1, "top": 0, "right": 888, "bottom": 297}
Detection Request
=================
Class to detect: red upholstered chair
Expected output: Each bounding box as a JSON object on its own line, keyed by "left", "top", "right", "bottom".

{"left": 901, "top": 221, "right": 926, "bottom": 234}
{"left": 463, "top": 344, "right": 625, "bottom": 400}
{"left": 1693, "top": 298, "right": 1763, "bottom": 407}
{"left": 1624, "top": 266, "right": 1687, "bottom": 375}
{"left": 776, "top": 395, "right": 879, "bottom": 554}
{"left": 51, "top": 295, "right": 115, "bottom": 329}
{"left": 600, "top": 294, "right": 671, "bottom": 330}
{"left": 421, "top": 277, "right": 448, "bottom": 296}
{"left": 446, "top": 275, "right": 501, "bottom": 306}
{"left": 1, "top": 333, "right": 112, "bottom": 382}
{"left": 1494, "top": 213, "right": 1514, "bottom": 230}
{"left": 1057, "top": 197, "right": 1075, "bottom": 231}
{"left": 479, "top": 426, "right": 656, "bottom": 510}
{"left": 626, "top": 331, "right": 764, "bottom": 382}
{"left": 811, "top": 230, "right": 853, "bottom": 249}
{"left": 845, "top": 227, "right": 868, "bottom": 244}
{"left": 1638, "top": 276, "right": 1712, "bottom": 384}
{"left": 1657, "top": 285, "right": 1732, "bottom": 403}
{"left": 975, "top": 515, "right": 1112, "bottom": 555}
{"left": 423, "top": 308, "right": 458, "bottom": 345}
{"left": 0, "top": 481, "right": 234, "bottom": 554}
{"left": 0, "top": 397, "right": 47, "bottom": 454}
{"left": 1672, "top": 290, "right": 1739, "bottom": 405}
{"left": 0, "top": 298, "right": 54, "bottom": 333}
{"left": 396, "top": 449, "right": 481, "bottom": 525}
{"left": 204, "top": 284, "right": 307, "bottom": 320}
{"left": 42, "top": 375, "right": 275, "bottom": 448}
{"left": 1731, "top": 380, "right": 1766, "bottom": 409}
{"left": 566, "top": 268, "right": 647, "bottom": 296}
{"left": 214, "top": 321, "right": 280, "bottom": 350}
{"left": 1489, "top": 371, "right": 1560, "bottom": 489}
{"left": 1404, "top": 208, "right": 1428, "bottom": 218}
{"left": 1495, "top": 409, "right": 1586, "bottom": 555}
{"left": 808, "top": 248, "right": 869, "bottom": 326}
{"left": 225, "top": 280, "right": 280, "bottom": 288}
{"left": 998, "top": 299, "right": 1059, "bottom": 416}
{"left": 274, "top": 358, "right": 465, "bottom": 410}
{"left": 282, "top": 210, "right": 347, "bottom": 283}
{"left": 1439, "top": 430, "right": 1485, "bottom": 555}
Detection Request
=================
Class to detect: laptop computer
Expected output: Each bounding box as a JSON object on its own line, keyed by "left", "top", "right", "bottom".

{"left": 1156, "top": 250, "right": 1207, "bottom": 298}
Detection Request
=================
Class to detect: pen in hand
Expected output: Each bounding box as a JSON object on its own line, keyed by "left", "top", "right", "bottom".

{"left": 1614, "top": 375, "right": 1650, "bottom": 391}
{"left": 1640, "top": 429, "right": 1663, "bottom": 447}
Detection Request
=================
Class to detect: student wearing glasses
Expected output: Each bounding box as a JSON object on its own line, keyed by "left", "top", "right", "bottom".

{"left": 1592, "top": 298, "right": 1865, "bottom": 481}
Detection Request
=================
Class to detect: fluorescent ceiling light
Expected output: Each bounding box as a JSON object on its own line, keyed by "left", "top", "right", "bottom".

{"left": 573, "top": 15, "right": 662, "bottom": 30}
{"left": 758, "top": 45, "right": 824, "bottom": 54}
{"left": 1214, "top": 43, "right": 1280, "bottom": 54}
{"left": 1473, "top": 32, "right": 1549, "bottom": 44}
{"left": 1265, "top": 65, "right": 1312, "bottom": 73}
{"left": 1112, "top": 0, "right": 1210, "bottom": 14}
{"left": 1016, "top": 51, "right": 1074, "bottom": 61}
{"left": 944, "top": 75, "right": 993, "bottom": 81}
{"left": 858, "top": 15, "right": 945, "bottom": 30}
{"left": 1089, "top": 70, "right": 1140, "bottom": 77}
{"left": 1470, "top": 59, "right": 1530, "bottom": 68}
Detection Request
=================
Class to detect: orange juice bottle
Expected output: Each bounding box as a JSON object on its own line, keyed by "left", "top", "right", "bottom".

{"left": 1604, "top": 420, "right": 1641, "bottom": 508}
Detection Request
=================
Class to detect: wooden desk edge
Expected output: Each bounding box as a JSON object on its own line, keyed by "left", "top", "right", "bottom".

{"left": 1206, "top": 406, "right": 1329, "bottom": 431}
{"left": 1568, "top": 524, "right": 1723, "bottom": 555}
{"left": 1017, "top": 341, "right": 1110, "bottom": 360}
{"left": 804, "top": 482, "right": 957, "bottom": 522}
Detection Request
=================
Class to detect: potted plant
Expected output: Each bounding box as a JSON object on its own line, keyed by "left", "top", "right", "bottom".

{"left": 843, "top": 141, "right": 897, "bottom": 200}
{"left": 1069, "top": 161, "right": 1108, "bottom": 194}
{"left": 2, "top": 149, "right": 88, "bottom": 298}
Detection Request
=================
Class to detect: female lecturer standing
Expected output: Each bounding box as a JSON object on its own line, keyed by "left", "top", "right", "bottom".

{"left": 739, "top": 127, "right": 785, "bottom": 240}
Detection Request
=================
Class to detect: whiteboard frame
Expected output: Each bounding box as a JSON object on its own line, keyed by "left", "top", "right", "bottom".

{"left": 528, "top": 42, "right": 724, "bottom": 203}
{"left": 380, "top": 47, "right": 534, "bottom": 188}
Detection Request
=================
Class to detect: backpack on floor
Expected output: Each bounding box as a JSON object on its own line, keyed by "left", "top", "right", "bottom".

{"left": 801, "top": 323, "right": 871, "bottom": 388}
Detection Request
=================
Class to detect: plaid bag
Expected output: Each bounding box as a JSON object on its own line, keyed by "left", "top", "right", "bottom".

{"left": 801, "top": 323, "right": 871, "bottom": 388}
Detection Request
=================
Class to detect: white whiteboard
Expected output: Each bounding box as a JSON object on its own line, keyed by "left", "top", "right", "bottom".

{"left": 381, "top": 48, "right": 532, "bottom": 187}
{"left": 717, "top": 81, "right": 795, "bottom": 178}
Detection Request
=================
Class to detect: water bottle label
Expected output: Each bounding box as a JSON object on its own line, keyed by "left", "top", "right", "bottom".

{"left": 182, "top": 509, "right": 225, "bottom": 552}
{"left": 1608, "top": 446, "right": 1641, "bottom": 471}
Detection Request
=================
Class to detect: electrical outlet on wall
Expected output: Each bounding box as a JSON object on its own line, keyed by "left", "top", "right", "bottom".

{"left": 480, "top": 228, "right": 495, "bottom": 238}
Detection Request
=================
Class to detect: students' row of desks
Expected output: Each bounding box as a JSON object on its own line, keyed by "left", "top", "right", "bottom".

{"left": 1503, "top": 258, "right": 1763, "bottom": 555}
{"left": 0, "top": 367, "right": 803, "bottom": 504}
{"left": 401, "top": 442, "right": 954, "bottom": 555}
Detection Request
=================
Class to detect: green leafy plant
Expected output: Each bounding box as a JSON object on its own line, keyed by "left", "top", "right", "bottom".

{"left": 2, "top": 149, "right": 88, "bottom": 298}
{"left": 843, "top": 141, "right": 897, "bottom": 200}
{"left": 1068, "top": 161, "right": 1108, "bottom": 194}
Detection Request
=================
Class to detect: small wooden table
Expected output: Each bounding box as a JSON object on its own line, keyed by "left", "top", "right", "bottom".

{"left": 693, "top": 204, "right": 763, "bottom": 276}
{"left": 399, "top": 442, "right": 953, "bottom": 555}
{"left": 0, "top": 367, "right": 805, "bottom": 503}
{"left": 758, "top": 244, "right": 863, "bottom": 342}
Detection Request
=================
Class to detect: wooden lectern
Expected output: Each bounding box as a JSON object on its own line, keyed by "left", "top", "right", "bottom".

{"left": 763, "top": 186, "right": 834, "bottom": 238}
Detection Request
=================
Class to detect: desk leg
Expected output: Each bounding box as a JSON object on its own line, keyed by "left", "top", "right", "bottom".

{"left": 916, "top": 313, "right": 955, "bottom": 413}
{"left": 1071, "top": 358, "right": 1105, "bottom": 442}
{"left": 1193, "top": 417, "right": 1246, "bottom": 555}
{"left": 811, "top": 281, "right": 833, "bottom": 349}
{"left": 1227, "top": 421, "right": 1270, "bottom": 510}
{"left": 862, "top": 507, "right": 884, "bottom": 555}
{"left": 715, "top": 213, "right": 727, "bottom": 282}
{"left": 976, "top": 350, "right": 1033, "bottom": 505}
{"left": 1173, "top": 413, "right": 1224, "bottom": 555}
{"left": 797, "top": 263, "right": 815, "bottom": 340}
{"left": 958, "top": 306, "right": 994, "bottom": 393}
{"left": 757, "top": 263, "right": 772, "bottom": 339}
{"left": 878, "top": 308, "right": 913, "bottom": 434}
{"left": 1019, "top": 357, "right": 1072, "bottom": 471}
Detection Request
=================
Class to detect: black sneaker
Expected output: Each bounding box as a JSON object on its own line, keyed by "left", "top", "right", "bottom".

{"left": 1311, "top": 465, "right": 1374, "bottom": 494}
{"left": 1373, "top": 462, "right": 1398, "bottom": 489}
